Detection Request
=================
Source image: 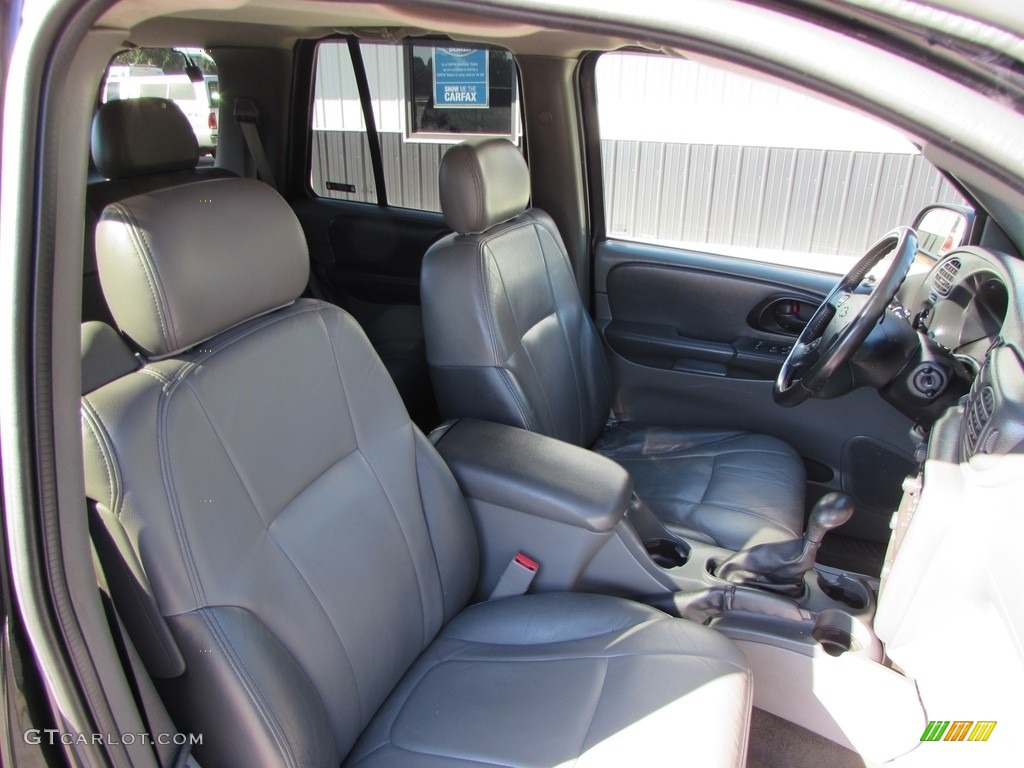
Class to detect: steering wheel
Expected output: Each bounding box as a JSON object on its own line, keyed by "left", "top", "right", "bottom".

{"left": 774, "top": 227, "right": 918, "bottom": 406}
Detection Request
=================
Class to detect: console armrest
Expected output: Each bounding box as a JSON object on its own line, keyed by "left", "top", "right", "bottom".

{"left": 433, "top": 419, "right": 633, "bottom": 597}
{"left": 435, "top": 419, "right": 632, "bottom": 532}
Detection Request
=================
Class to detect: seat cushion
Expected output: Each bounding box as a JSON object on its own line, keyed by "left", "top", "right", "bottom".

{"left": 594, "top": 424, "right": 805, "bottom": 550}
{"left": 346, "top": 593, "right": 751, "bottom": 768}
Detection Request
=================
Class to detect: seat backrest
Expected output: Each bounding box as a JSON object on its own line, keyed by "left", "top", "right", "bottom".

{"left": 83, "top": 97, "right": 234, "bottom": 324}
{"left": 421, "top": 138, "right": 612, "bottom": 448}
{"left": 82, "top": 177, "right": 479, "bottom": 767}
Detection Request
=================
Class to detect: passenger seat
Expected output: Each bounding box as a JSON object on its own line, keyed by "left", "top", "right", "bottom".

{"left": 83, "top": 96, "right": 233, "bottom": 324}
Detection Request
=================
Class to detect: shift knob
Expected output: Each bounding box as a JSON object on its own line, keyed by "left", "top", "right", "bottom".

{"left": 806, "top": 492, "right": 855, "bottom": 544}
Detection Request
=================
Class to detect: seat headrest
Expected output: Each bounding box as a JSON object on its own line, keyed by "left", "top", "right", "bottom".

{"left": 95, "top": 177, "right": 310, "bottom": 358}
{"left": 91, "top": 98, "right": 198, "bottom": 179}
{"left": 439, "top": 138, "right": 530, "bottom": 234}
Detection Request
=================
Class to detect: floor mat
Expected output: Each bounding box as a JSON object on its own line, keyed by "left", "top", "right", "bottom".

{"left": 746, "top": 708, "right": 872, "bottom": 768}
{"left": 816, "top": 533, "right": 886, "bottom": 577}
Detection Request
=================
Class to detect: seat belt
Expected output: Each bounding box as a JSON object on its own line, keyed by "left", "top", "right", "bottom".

{"left": 89, "top": 523, "right": 200, "bottom": 767}
{"left": 233, "top": 98, "right": 276, "bottom": 186}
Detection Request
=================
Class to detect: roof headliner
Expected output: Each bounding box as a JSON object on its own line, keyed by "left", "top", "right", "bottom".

{"left": 97, "top": 0, "right": 640, "bottom": 56}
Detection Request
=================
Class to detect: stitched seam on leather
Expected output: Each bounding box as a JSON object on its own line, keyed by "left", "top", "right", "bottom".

{"left": 694, "top": 500, "right": 801, "bottom": 535}
{"left": 107, "top": 202, "right": 175, "bottom": 352}
{"left": 442, "top": 614, "right": 667, "bottom": 646}
{"left": 412, "top": 438, "right": 454, "bottom": 623}
{"left": 180, "top": 377, "right": 268, "bottom": 519}
{"left": 478, "top": 242, "right": 502, "bottom": 367}
{"left": 533, "top": 220, "right": 588, "bottom": 445}
{"left": 468, "top": 149, "right": 485, "bottom": 233}
{"left": 174, "top": 372, "right": 365, "bottom": 725}
{"left": 262, "top": 518, "right": 365, "bottom": 726}
{"left": 156, "top": 362, "right": 207, "bottom": 608}
{"left": 488, "top": 245, "right": 555, "bottom": 433}
{"left": 574, "top": 657, "right": 609, "bottom": 761}
{"left": 172, "top": 369, "right": 377, "bottom": 708}
{"left": 82, "top": 401, "right": 120, "bottom": 510}
{"left": 138, "top": 368, "right": 171, "bottom": 384}
{"left": 635, "top": 446, "right": 796, "bottom": 461}
{"left": 181, "top": 300, "right": 325, "bottom": 361}
{"left": 645, "top": 490, "right": 801, "bottom": 537}
{"left": 448, "top": 145, "right": 485, "bottom": 234}
{"left": 480, "top": 242, "right": 535, "bottom": 428}
{"left": 149, "top": 302, "right": 347, "bottom": 612}
{"left": 439, "top": 646, "right": 749, "bottom": 676}
{"left": 316, "top": 308, "right": 430, "bottom": 699}
{"left": 472, "top": 220, "right": 552, "bottom": 363}
{"left": 385, "top": 744, "right": 517, "bottom": 767}
{"left": 496, "top": 367, "right": 534, "bottom": 431}
{"left": 696, "top": 454, "right": 712, "bottom": 507}
{"left": 203, "top": 609, "right": 299, "bottom": 768}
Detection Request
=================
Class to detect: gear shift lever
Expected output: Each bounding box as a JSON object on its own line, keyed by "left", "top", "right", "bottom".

{"left": 716, "top": 492, "right": 855, "bottom": 596}
{"left": 805, "top": 493, "right": 856, "bottom": 545}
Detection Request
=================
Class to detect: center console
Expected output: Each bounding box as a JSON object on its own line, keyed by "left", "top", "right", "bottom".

{"left": 433, "top": 417, "right": 925, "bottom": 761}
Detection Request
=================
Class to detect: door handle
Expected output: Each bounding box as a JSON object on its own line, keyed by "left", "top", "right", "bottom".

{"left": 749, "top": 296, "right": 820, "bottom": 336}
{"left": 773, "top": 301, "right": 809, "bottom": 332}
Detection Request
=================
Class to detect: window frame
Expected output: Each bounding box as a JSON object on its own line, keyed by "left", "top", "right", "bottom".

{"left": 302, "top": 35, "right": 524, "bottom": 211}
{"left": 578, "top": 49, "right": 978, "bottom": 275}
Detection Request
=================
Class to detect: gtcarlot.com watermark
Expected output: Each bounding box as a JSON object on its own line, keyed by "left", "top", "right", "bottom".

{"left": 24, "top": 729, "right": 202, "bottom": 747}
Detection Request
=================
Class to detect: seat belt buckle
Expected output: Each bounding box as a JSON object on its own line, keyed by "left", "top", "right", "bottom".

{"left": 488, "top": 552, "right": 539, "bottom": 600}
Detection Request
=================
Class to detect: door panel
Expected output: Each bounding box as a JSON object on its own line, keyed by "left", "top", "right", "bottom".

{"left": 292, "top": 198, "right": 450, "bottom": 429}
{"left": 594, "top": 240, "right": 915, "bottom": 544}
{"left": 293, "top": 199, "right": 449, "bottom": 302}
{"left": 604, "top": 261, "right": 826, "bottom": 379}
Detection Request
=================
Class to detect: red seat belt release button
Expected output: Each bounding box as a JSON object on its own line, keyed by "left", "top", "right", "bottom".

{"left": 489, "top": 552, "right": 539, "bottom": 600}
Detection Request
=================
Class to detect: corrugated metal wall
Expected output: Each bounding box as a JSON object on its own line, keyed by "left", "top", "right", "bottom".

{"left": 601, "top": 140, "right": 965, "bottom": 257}
{"left": 311, "top": 132, "right": 457, "bottom": 210}
{"left": 311, "top": 131, "right": 963, "bottom": 257}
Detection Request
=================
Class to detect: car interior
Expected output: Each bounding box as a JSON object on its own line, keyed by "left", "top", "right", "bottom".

{"left": 4, "top": 1, "right": 1024, "bottom": 767}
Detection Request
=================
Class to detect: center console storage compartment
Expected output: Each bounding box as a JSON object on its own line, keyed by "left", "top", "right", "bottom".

{"left": 433, "top": 419, "right": 632, "bottom": 598}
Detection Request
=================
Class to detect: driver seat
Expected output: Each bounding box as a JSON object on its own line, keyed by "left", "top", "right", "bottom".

{"left": 421, "top": 138, "right": 805, "bottom": 550}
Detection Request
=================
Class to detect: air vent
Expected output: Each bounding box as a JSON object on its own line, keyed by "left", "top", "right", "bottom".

{"left": 964, "top": 385, "right": 995, "bottom": 454}
{"left": 933, "top": 257, "right": 961, "bottom": 296}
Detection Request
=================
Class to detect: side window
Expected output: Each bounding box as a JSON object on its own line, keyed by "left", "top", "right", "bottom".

{"left": 168, "top": 82, "right": 196, "bottom": 101}
{"left": 595, "top": 52, "right": 968, "bottom": 273}
{"left": 310, "top": 42, "right": 378, "bottom": 204}
{"left": 138, "top": 82, "right": 168, "bottom": 98}
{"left": 102, "top": 48, "right": 220, "bottom": 157}
{"left": 310, "top": 40, "right": 521, "bottom": 211}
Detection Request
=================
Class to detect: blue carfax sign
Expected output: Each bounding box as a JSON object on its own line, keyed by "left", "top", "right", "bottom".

{"left": 433, "top": 47, "right": 489, "bottom": 108}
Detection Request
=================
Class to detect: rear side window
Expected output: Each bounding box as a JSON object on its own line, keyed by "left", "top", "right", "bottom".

{"left": 138, "top": 82, "right": 167, "bottom": 98}
{"left": 594, "top": 52, "right": 968, "bottom": 273}
{"left": 309, "top": 40, "right": 521, "bottom": 210}
{"left": 101, "top": 48, "right": 220, "bottom": 156}
{"left": 168, "top": 82, "right": 196, "bottom": 101}
{"left": 206, "top": 78, "right": 220, "bottom": 106}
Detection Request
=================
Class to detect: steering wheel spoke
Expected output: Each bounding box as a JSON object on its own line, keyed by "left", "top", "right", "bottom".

{"left": 773, "top": 228, "right": 918, "bottom": 406}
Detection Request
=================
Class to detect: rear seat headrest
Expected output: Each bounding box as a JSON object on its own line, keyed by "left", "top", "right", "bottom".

{"left": 91, "top": 97, "right": 198, "bottom": 179}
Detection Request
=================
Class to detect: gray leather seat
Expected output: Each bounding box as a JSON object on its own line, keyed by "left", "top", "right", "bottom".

{"left": 421, "top": 138, "right": 805, "bottom": 551}
{"left": 81, "top": 176, "right": 752, "bottom": 766}
{"left": 83, "top": 96, "right": 233, "bottom": 325}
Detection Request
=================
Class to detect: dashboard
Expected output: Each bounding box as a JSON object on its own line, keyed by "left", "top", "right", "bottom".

{"left": 916, "top": 250, "right": 1009, "bottom": 372}
{"left": 908, "top": 247, "right": 1024, "bottom": 462}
